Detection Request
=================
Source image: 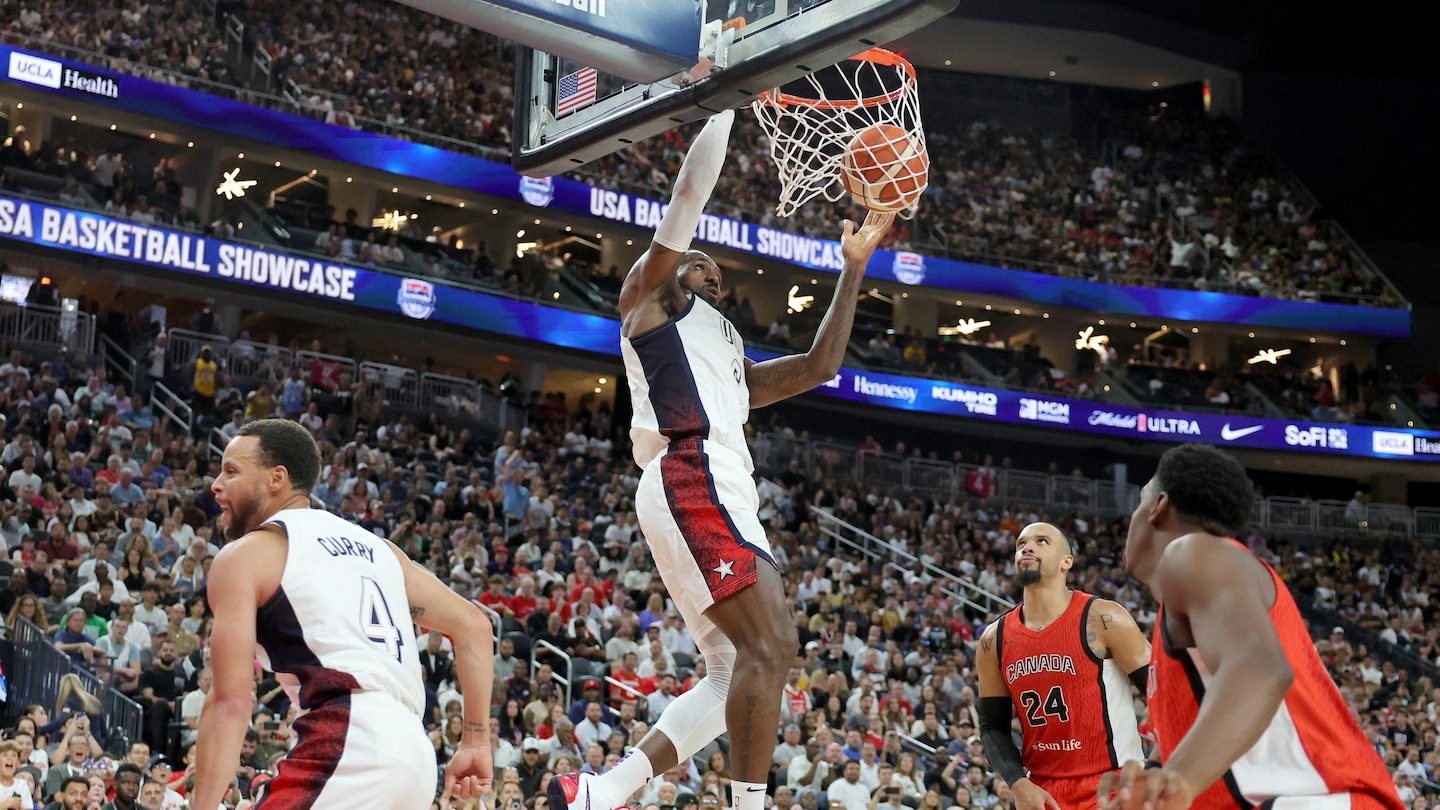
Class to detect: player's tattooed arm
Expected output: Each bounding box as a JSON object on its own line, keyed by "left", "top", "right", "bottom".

{"left": 411, "top": 606, "right": 426, "bottom": 619}
{"left": 1091, "top": 599, "right": 1151, "bottom": 677}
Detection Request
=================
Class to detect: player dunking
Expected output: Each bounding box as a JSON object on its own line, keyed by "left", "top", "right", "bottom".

{"left": 976, "top": 522, "right": 1150, "bottom": 810}
{"left": 551, "top": 110, "right": 894, "bottom": 810}
{"left": 1102, "top": 444, "right": 1403, "bottom": 810}
{"left": 195, "top": 420, "right": 495, "bottom": 809}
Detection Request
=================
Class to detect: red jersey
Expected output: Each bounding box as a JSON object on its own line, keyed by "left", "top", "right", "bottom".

{"left": 998, "top": 590, "right": 1143, "bottom": 780}
{"left": 1149, "top": 541, "right": 1403, "bottom": 810}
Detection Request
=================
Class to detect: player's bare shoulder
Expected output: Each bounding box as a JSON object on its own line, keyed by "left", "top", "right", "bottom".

{"left": 1085, "top": 598, "right": 1149, "bottom": 664}
{"left": 976, "top": 618, "right": 1002, "bottom": 659}
{"left": 620, "top": 249, "right": 687, "bottom": 336}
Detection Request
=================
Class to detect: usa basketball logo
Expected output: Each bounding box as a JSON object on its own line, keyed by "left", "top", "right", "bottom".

{"left": 397, "top": 278, "right": 437, "bottom": 320}
{"left": 520, "top": 176, "right": 554, "bottom": 207}
{"left": 892, "top": 251, "right": 925, "bottom": 285}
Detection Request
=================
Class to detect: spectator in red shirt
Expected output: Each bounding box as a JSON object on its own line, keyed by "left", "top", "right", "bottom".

{"left": 38, "top": 522, "right": 81, "bottom": 572}
{"left": 509, "top": 576, "right": 540, "bottom": 621}
{"left": 477, "top": 575, "right": 515, "bottom": 617}
{"left": 610, "top": 652, "right": 644, "bottom": 697}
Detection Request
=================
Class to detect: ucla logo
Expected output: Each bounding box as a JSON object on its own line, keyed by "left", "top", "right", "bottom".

{"left": 8, "top": 52, "right": 62, "bottom": 89}
{"left": 397, "top": 278, "right": 437, "bottom": 320}
{"left": 892, "top": 251, "right": 925, "bottom": 285}
{"left": 520, "top": 176, "right": 554, "bottom": 207}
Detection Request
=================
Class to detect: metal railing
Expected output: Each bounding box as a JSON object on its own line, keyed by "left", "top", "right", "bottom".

{"left": 532, "top": 640, "right": 573, "bottom": 711}
{"left": 0, "top": 302, "right": 96, "bottom": 355}
{"left": 208, "top": 426, "right": 230, "bottom": 459}
{"left": 360, "top": 361, "right": 421, "bottom": 407}
{"left": 751, "top": 431, "right": 1438, "bottom": 540}
{"left": 8, "top": 618, "right": 144, "bottom": 752}
{"left": 152, "top": 382, "right": 194, "bottom": 434}
{"left": 99, "top": 333, "right": 138, "bottom": 391}
{"left": 164, "top": 329, "right": 232, "bottom": 374}
{"left": 810, "top": 506, "right": 1012, "bottom": 616}
{"left": 155, "top": 327, "right": 525, "bottom": 435}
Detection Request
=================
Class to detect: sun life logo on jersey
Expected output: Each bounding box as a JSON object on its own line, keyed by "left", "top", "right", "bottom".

{"left": 397, "top": 278, "right": 437, "bottom": 319}
{"left": 892, "top": 252, "right": 925, "bottom": 285}
{"left": 520, "top": 176, "right": 554, "bottom": 207}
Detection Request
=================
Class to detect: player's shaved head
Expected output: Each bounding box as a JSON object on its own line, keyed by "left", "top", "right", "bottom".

{"left": 1018, "top": 522, "right": 1072, "bottom": 555}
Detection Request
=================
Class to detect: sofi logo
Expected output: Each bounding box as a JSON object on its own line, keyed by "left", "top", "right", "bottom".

{"left": 8, "top": 52, "right": 62, "bottom": 89}
{"left": 1284, "top": 425, "right": 1348, "bottom": 449}
{"left": 519, "top": 176, "right": 554, "bottom": 207}
{"left": 1371, "top": 431, "right": 1414, "bottom": 456}
{"left": 892, "top": 252, "right": 925, "bottom": 285}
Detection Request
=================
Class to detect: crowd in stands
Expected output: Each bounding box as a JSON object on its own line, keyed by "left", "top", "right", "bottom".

{"left": 2, "top": 95, "right": 1420, "bottom": 432}
{"left": 3, "top": 0, "right": 1404, "bottom": 308}
{"left": 0, "top": 312, "right": 1436, "bottom": 809}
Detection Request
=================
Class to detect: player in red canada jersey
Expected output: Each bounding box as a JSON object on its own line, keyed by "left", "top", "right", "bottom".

{"left": 1102, "top": 443, "right": 1403, "bottom": 810}
{"left": 976, "top": 522, "right": 1151, "bottom": 810}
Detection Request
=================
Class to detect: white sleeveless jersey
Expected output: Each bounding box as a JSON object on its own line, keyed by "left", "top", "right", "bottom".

{"left": 255, "top": 508, "right": 425, "bottom": 716}
{"left": 621, "top": 295, "right": 753, "bottom": 470}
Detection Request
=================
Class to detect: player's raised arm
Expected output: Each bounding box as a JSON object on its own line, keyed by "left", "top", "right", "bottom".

{"left": 387, "top": 540, "right": 497, "bottom": 800}
{"left": 619, "top": 110, "right": 735, "bottom": 316}
{"left": 745, "top": 210, "right": 894, "bottom": 408}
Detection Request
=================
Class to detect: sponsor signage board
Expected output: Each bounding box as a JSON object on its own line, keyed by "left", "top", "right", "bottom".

{"left": 4, "top": 196, "right": 1434, "bottom": 461}
{"left": 0, "top": 43, "right": 1408, "bottom": 339}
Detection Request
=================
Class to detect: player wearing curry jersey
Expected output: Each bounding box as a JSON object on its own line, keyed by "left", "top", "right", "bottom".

{"left": 977, "top": 522, "right": 1150, "bottom": 810}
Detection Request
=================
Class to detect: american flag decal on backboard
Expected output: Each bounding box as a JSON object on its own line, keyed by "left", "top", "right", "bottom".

{"left": 556, "top": 67, "right": 598, "bottom": 116}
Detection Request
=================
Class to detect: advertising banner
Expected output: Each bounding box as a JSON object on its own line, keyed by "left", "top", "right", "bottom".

{"left": 0, "top": 43, "right": 1410, "bottom": 339}
{"left": 3, "top": 195, "right": 1432, "bottom": 462}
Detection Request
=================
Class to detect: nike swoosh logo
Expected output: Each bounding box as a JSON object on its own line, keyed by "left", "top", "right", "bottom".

{"left": 1221, "top": 424, "right": 1263, "bottom": 441}
{"left": 747, "top": 788, "right": 766, "bottom": 793}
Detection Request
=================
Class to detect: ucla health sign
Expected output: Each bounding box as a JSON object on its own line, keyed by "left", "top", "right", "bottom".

{"left": 8, "top": 50, "right": 118, "bottom": 98}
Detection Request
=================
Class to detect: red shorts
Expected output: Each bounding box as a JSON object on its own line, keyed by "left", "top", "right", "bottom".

{"left": 1031, "top": 774, "right": 1100, "bottom": 810}
{"left": 637, "top": 439, "right": 774, "bottom": 612}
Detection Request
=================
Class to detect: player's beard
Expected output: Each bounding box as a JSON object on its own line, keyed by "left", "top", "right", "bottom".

{"left": 1016, "top": 567, "right": 1043, "bottom": 587}
{"left": 222, "top": 486, "right": 265, "bottom": 541}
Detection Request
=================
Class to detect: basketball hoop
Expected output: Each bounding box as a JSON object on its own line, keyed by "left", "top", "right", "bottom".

{"left": 752, "top": 48, "right": 926, "bottom": 219}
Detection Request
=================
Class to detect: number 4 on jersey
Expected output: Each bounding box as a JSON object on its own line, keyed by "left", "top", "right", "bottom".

{"left": 1019, "top": 686, "right": 1070, "bottom": 725}
{"left": 360, "top": 576, "right": 404, "bottom": 662}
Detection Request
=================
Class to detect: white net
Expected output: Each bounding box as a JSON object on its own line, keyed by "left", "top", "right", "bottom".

{"left": 751, "top": 48, "right": 926, "bottom": 219}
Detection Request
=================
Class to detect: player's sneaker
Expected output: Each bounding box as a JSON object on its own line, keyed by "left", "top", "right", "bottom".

{"left": 549, "top": 771, "right": 629, "bottom": 810}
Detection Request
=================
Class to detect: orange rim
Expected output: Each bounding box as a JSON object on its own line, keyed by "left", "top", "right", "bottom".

{"left": 757, "top": 47, "right": 917, "bottom": 111}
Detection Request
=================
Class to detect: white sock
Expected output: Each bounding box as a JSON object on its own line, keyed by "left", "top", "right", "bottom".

{"left": 596, "top": 748, "right": 654, "bottom": 807}
{"left": 733, "top": 780, "right": 767, "bottom": 810}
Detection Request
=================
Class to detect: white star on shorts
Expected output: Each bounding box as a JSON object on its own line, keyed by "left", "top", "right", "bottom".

{"left": 712, "top": 560, "right": 735, "bottom": 580}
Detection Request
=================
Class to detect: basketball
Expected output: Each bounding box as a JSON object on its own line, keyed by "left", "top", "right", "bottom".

{"left": 839, "top": 124, "right": 929, "bottom": 213}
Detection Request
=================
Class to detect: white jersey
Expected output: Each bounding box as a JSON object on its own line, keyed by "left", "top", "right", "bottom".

{"left": 255, "top": 508, "right": 425, "bottom": 716}
{"left": 621, "top": 294, "right": 753, "bottom": 470}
